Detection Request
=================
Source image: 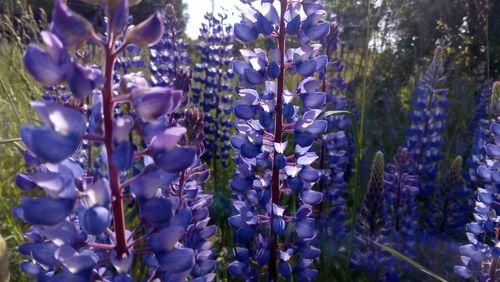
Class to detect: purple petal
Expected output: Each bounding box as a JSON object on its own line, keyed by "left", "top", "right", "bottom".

{"left": 154, "top": 146, "right": 197, "bottom": 173}
{"left": 296, "top": 218, "right": 316, "bottom": 240}
{"left": 141, "top": 198, "right": 175, "bottom": 224}
{"left": 268, "top": 62, "right": 280, "bottom": 79}
{"left": 486, "top": 144, "right": 500, "bottom": 158}
{"left": 158, "top": 248, "right": 195, "bottom": 273}
{"left": 130, "top": 168, "right": 171, "bottom": 199}
{"left": 16, "top": 197, "right": 74, "bottom": 225}
{"left": 19, "top": 242, "right": 60, "bottom": 267}
{"left": 20, "top": 261, "right": 41, "bottom": 275}
{"left": 477, "top": 166, "right": 491, "bottom": 182}
{"left": 300, "top": 190, "right": 323, "bottom": 204}
{"left": 298, "top": 245, "right": 321, "bottom": 259}
{"left": 279, "top": 261, "right": 292, "bottom": 278}
{"left": 86, "top": 178, "right": 111, "bottom": 206}
{"left": 39, "top": 221, "right": 77, "bottom": 246}
{"left": 134, "top": 88, "right": 183, "bottom": 122}
{"left": 244, "top": 68, "right": 264, "bottom": 85}
{"left": 15, "top": 173, "right": 36, "bottom": 191}
{"left": 302, "top": 92, "right": 326, "bottom": 109}
{"left": 111, "top": 0, "right": 129, "bottom": 34}
{"left": 81, "top": 206, "right": 111, "bottom": 235}
{"left": 51, "top": 0, "right": 95, "bottom": 47}
{"left": 305, "top": 22, "right": 330, "bottom": 41}
{"left": 298, "top": 59, "right": 317, "bottom": 77}
{"left": 234, "top": 104, "right": 257, "bottom": 120}
{"left": 232, "top": 61, "right": 249, "bottom": 76}
{"left": 286, "top": 15, "right": 301, "bottom": 34}
{"left": 230, "top": 178, "right": 253, "bottom": 193}
{"left": 151, "top": 226, "right": 185, "bottom": 252}
{"left": 299, "top": 167, "right": 321, "bottom": 182}
{"left": 23, "top": 44, "right": 66, "bottom": 86}
{"left": 21, "top": 125, "right": 81, "bottom": 163}
{"left": 150, "top": 126, "right": 187, "bottom": 152}
{"left": 68, "top": 64, "right": 103, "bottom": 100}
{"left": 315, "top": 55, "right": 328, "bottom": 71}
{"left": 125, "top": 12, "right": 164, "bottom": 47}
{"left": 112, "top": 141, "right": 134, "bottom": 171}
{"left": 55, "top": 245, "right": 98, "bottom": 272}
{"left": 234, "top": 23, "right": 258, "bottom": 44}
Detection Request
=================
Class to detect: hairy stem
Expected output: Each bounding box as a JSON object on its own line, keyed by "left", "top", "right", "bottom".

{"left": 268, "top": 1, "right": 287, "bottom": 280}
{"left": 103, "top": 38, "right": 128, "bottom": 257}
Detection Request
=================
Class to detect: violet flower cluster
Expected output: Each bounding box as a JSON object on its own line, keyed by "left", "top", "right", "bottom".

{"left": 383, "top": 148, "right": 420, "bottom": 259}
{"left": 319, "top": 25, "right": 352, "bottom": 241}
{"left": 404, "top": 40, "right": 449, "bottom": 196}
{"left": 192, "top": 12, "right": 235, "bottom": 169}
{"left": 149, "top": 4, "right": 189, "bottom": 88}
{"left": 455, "top": 83, "right": 500, "bottom": 281}
{"left": 15, "top": 0, "right": 215, "bottom": 280}
{"left": 227, "top": 0, "right": 331, "bottom": 280}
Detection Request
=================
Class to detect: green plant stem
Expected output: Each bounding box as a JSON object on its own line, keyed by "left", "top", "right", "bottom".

{"left": 348, "top": 0, "right": 372, "bottom": 259}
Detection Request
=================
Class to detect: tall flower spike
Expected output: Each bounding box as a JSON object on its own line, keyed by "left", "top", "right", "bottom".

{"left": 228, "top": 1, "right": 329, "bottom": 280}
{"left": 455, "top": 82, "right": 500, "bottom": 281}
{"left": 15, "top": 2, "right": 217, "bottom": 281}
{"left": 149, "top": 4, "right": 190, "bottom": 88}
{"left": 352, "top": 151, "right": 397, "bottom": 280}
{"left": 191, "top": 12, "right": 235, "bottom": 176}
{"left": 404, "top": 39, "right": 449, "bottom": 196}
{"left": 383, "top": 148, "right": 420, "bottom": 263}
{"left": 319, "top": 23, "right": 352, "bottom": 242}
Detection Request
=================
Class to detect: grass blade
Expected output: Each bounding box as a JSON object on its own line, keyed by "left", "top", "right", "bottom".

{"left": 372, "top": 240, "right": 448, "bottom": 282}
{"left": 0, "top": 138, "right": 21, "bottom": 145}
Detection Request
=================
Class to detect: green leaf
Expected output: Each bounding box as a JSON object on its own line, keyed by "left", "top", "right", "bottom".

{"left": 372, "top": 240, "right": 447, "bottom": 282}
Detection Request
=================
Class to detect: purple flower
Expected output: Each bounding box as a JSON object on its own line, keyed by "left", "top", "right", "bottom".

{"left": 124, "top": 12, "right": 164, "bottom": 47}
{"left": 228, "top": 1, "right": 329, "bottom": 280}
{"left": 15, "top": 1, "right": 216, "bottom": 280}
{"left": 20, "top": 101, "right": 86, "bottom": 163}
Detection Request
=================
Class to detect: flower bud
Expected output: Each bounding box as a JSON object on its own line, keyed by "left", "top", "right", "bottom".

{"left": 124, "top": 12, "right": 164, "bottom": 47}
{"left": 51, "top": 0, "right": 96, "bottom": 48}
{"left": 110, "top": 0, "right": 129, "bottom": 35}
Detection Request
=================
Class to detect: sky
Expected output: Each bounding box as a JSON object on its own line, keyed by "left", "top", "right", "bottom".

{"left": 184, "top": 0, "right": 247, "bottom": 39}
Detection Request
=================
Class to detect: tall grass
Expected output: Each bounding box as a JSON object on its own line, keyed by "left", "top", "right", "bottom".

{"left": 0, "top": 41, "right": 39, "bottom": 281}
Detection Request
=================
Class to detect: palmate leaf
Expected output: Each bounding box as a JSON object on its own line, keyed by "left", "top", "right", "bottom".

{"left": 372, "top": 240, "right": 447, "bottom": 282}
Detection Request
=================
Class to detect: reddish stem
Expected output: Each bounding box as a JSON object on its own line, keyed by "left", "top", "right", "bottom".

{"left": 178, "top": 170, "right": 186, "bottom": 208}
{"left": 86, "top": 242, "right": 115, "bottom": 250}
{"left": 268, "top": 1, "right": 287, "bottom": 280}
{"left": 83, "top": 133, "right": 105, "bottom": 142}
{"left": 103, "top": 43, "right": 128, "bottom": 257}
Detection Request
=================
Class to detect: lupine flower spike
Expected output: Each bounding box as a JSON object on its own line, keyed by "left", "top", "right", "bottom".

{"left": 404, "top": 39, "right": 449, "bottom": 196}
{"left": 228, "top": 0, "right": 331, "bottom": 280}
{"left": 455, "top": 82, "right": 500, "bottom": 281}
{"left": 192, "top": 12, "right": 235, "bottom": 178}
{"left": 16, "top": 1, "right": 215, "bottom": 280}
{"left": 149, "top": 4, "right": 190, "bottom": 88}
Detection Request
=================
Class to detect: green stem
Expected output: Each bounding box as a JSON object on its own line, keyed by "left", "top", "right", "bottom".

{"left": 348, "top": 0, "right": 372, "bottom": 259}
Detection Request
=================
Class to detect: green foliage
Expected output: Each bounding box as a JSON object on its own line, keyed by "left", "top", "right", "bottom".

{"left": 0, "top": 235, "right": 8, "bottom": 282}
{"left": 0, "top": 40, "right": 39, "bottom": 282}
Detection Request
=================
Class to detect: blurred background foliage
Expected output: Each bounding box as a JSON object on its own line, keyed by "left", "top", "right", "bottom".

{"left": 0, "top": 0, "right": 498, "bottom": 280}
